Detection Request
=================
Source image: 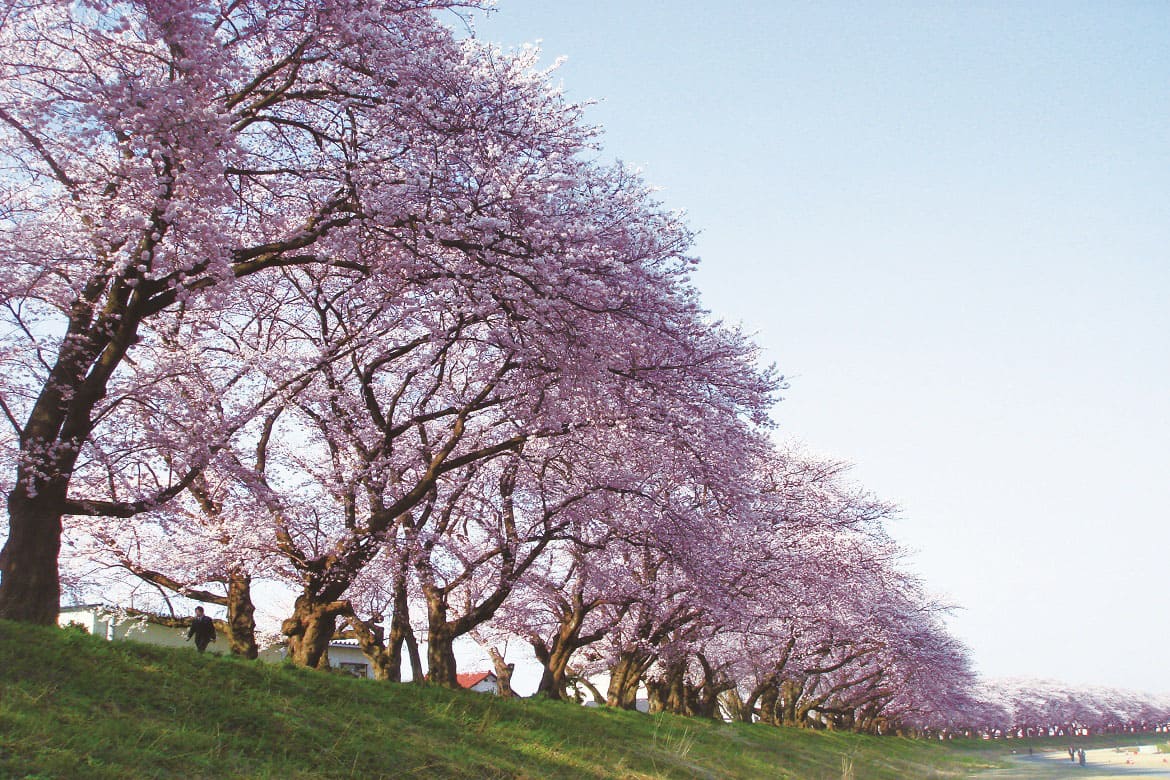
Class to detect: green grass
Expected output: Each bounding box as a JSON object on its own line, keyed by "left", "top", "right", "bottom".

{"left": 0, "top": 621, "right": 1041, "bottom": 778}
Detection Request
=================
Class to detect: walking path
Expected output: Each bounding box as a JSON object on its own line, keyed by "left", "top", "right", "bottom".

{"left": 977, "top": 747, "right": 1170, "bottom": 779}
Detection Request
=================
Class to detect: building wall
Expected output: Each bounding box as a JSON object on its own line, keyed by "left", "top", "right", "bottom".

{"left": 60, "top": 606, "right": 189, "bottom": 648}
{"left": 326, "top": 644, "right": 374, "bottom": 679}
{"left": 58, "top": 605, "right": 108, "bottom": 638}
{"left": 58, "top": 606, "right": 219, "bottom": 654}
{"left": 111, "top": 620, "right": 191, "bottom": 648}
{"left": 469, "top": 679, "right": 497, "bottom": 694}
{"left": 58, "top": 605, "right": 370, "bottom": 676}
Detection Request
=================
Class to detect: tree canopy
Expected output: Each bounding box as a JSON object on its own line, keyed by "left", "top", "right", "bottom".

{"left": 0, "top": 0, "right": 995, "bottom": 733}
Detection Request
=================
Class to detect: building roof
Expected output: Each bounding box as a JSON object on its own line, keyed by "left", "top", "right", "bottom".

{"left": 456, "top": 671, "right": 496, "bottom": 689}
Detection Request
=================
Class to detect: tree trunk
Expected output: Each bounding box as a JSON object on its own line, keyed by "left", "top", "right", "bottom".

{"left": 645, "top": 677, "right": 668, "bottom": 714}
{"left": 720, "top": 689, "right": 747, "bottom": 722}
{"left": 345, "top": 615, "right": 396, "bottom": 681}
{"left": 226, "top": 571, "right": 258, "bottom": 659}
{"left": 646, "top": 659, "right": 689, "bottom": 715}
{"left": 568, "top": 671, "right": 607, "bottom": 705}
{"left": 484, "top": 646, "right": 517, "bottom": 698}
{"left": 532, "top": 612, "right": 586, "bottom": 700}
{"left": 795, "top": 698, "right": 819, "bottom": 728}
{"left": 779, "top": 679, "right": 803, "bottom": 726}
{"left": 385, "top": 628, "right": 404, "bottom": 682}
{"left": 1, "top": 274, "right": 154, "bottom": 626}
{"left": 403, "top": 622, "right": 424, "bottom": 682}
{"left": 740, "top": 675, "right": 775, "bottom": 723}
{"left": 384, "top": 572, "right": 425, "bottom": 682}
{"left": 664, "top": 660, "right": 689, "bottom": 715}
{"left": 692, "top": 655, "right": 727, "bottom": 719}
{"left": 758, "top": 685, "right": 780, "bottom": 726}
{"left": 0, "top": 484, "right": 66, "bottom": 624}
{"left": 606, "top": 651, "right": 647, "bottom": 710}
{"left": 535, "top": 662, "right": 569, "bottom": 699}
{"left": 423, "top": 587, "right": 459, "bottom": 688}
{"left": 834, "top": 708, "right": 854, "bottom": 731}
{"left": 384, "top": 574, "right": 411, "bottom": 682}
{"left": 426, "top": 625, "right": 457, "bottom": 688}
{"left": 421, "top": 576, "right": 520, "bottom": 689}
{"left": 282, "top": 596, "right": 346, "bottom": 669}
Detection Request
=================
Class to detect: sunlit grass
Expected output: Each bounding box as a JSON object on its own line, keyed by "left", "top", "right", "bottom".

{"left": 3, "top": 620, "right": 1152, "bottom": 779}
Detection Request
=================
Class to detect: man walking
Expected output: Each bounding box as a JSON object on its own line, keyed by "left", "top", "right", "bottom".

{"left": 186, "top": 606, "right": 216, "bottom": 653}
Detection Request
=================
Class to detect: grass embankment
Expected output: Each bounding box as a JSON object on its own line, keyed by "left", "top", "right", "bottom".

{"left": 0, "top": 621, "right": 1003, "bottom": 778}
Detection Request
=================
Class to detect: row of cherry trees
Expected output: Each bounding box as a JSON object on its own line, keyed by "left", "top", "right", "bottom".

{"left": 963, "top": 679, "right": 1170, "bottom": 736}
{"left": 0, "top": 0, "right": 976, "bottom": 731}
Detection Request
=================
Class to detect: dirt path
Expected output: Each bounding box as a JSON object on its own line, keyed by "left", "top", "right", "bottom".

{"left": 975, "top": 747, "right": 1170, "bottom": 779}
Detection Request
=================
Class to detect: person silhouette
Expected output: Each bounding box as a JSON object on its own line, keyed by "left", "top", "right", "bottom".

{"left": 186, "top": 606, "right": 216, "bottom": 652}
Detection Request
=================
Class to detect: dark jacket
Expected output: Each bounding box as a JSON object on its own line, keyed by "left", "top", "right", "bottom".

{"left": 187, "top": 615, "right": 216, "bottom": 646}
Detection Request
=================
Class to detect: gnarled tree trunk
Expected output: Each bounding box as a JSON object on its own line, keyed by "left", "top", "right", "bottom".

{"left": 282, "top": 596, "right": 349, "bottom": 669}
{"left": 345, "top": 614, "right": 396, "bottom": 681}
{"left": 484, "top": 646, "right": 517, "bottom": 698}
{"left": 646, "top": 658, "right": 690, "bottom": 715}
{"left": 663, "top": 660, "right": 690, "bottom": 715}
{"left": 606, "top": 650, "right": 651, "bottom": 709}
{"left": 740, "top": 673, "right": 777, "bottom": 723}
{"left": 225, "top": 571, "right": 258, "bottom": 659}
{"left": 720, "top": 689, "right": 748, "bottom": 722}
{"left": 426, "top": 627, "right": 458, "bottom": 687}
{"left": 531, "top": 594, "right": 604, "bottom": 700}
{"left": 692, "top": 654, "right": 730, "bottom": 719}
{"left": 780, "top": 678, "right": 810, "bottom": 727}
{"left": 645, "top": 677, "right": 668, "bottom": 714}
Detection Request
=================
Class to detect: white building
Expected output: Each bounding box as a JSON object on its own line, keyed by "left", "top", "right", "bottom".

{"left": 57, "top": 604, "right": 500, "bottom": 687}
{"left": 456, "top": 670, "right": 500, "bottom": 694}
{"left": 59, "top": 603, "right": 198, "bottom": 650}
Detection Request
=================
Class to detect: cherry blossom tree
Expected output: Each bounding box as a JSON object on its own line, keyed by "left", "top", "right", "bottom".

{"left": 647, "top": 445, "right": 967, "bottom": 730}
{"left": 265, "top": 260, "right": 770, "bottom": 682}
{"left": 66, "top": 454, "right": 281, "bottom": 658}
{"left": 971, "top": 678, "right": 1170, "bottom": 736}
{"left": 0, "top": 0, "right": 510, "bottom": 622}
{"left": 2, "top": 0, "right": 782, "bottom": 628}
{"left": 55, "top": 269, "right": 327, "bottom": 656}
{"left": 497, "top": 531, "right": 632, "bottom": 700}
{"left": 574, "top": 484, "right": 753, "bottom": 711}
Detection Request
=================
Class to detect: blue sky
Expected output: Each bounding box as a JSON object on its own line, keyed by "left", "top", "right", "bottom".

{"left": 471, "top": 1, "right": 1170, "bottom": 692}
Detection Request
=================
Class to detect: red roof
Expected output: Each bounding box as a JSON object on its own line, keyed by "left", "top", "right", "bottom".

{"left": 456, "top": 671, "right": 494, "bottom": 689}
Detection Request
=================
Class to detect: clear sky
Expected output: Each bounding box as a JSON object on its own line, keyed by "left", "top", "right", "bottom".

{"left": 470, "top": 1, "right": 1170, "bottom": 693}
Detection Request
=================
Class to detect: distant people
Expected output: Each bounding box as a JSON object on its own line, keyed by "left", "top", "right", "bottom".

{"left": 1068, "top": 746, "right": 1076, "bottom": 762}
{"left": 186, "top": 606, "right": 216, "bottom": 653}
{"left": 1078, "top": 748, "right": 1085, "bottom": 767}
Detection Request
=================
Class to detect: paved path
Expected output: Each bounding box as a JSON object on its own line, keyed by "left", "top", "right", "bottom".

{"left": 976, "top": 747, "right": 1170, "bottom": 779}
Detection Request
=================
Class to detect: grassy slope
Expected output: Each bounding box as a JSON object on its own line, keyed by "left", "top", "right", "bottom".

{"left": 0, "top": 621, "right": 1002, "bottom": 779}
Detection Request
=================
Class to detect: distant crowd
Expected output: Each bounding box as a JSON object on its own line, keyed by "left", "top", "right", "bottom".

{"left": 922, "top": 720, "right": 1170, "bottom": 740}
